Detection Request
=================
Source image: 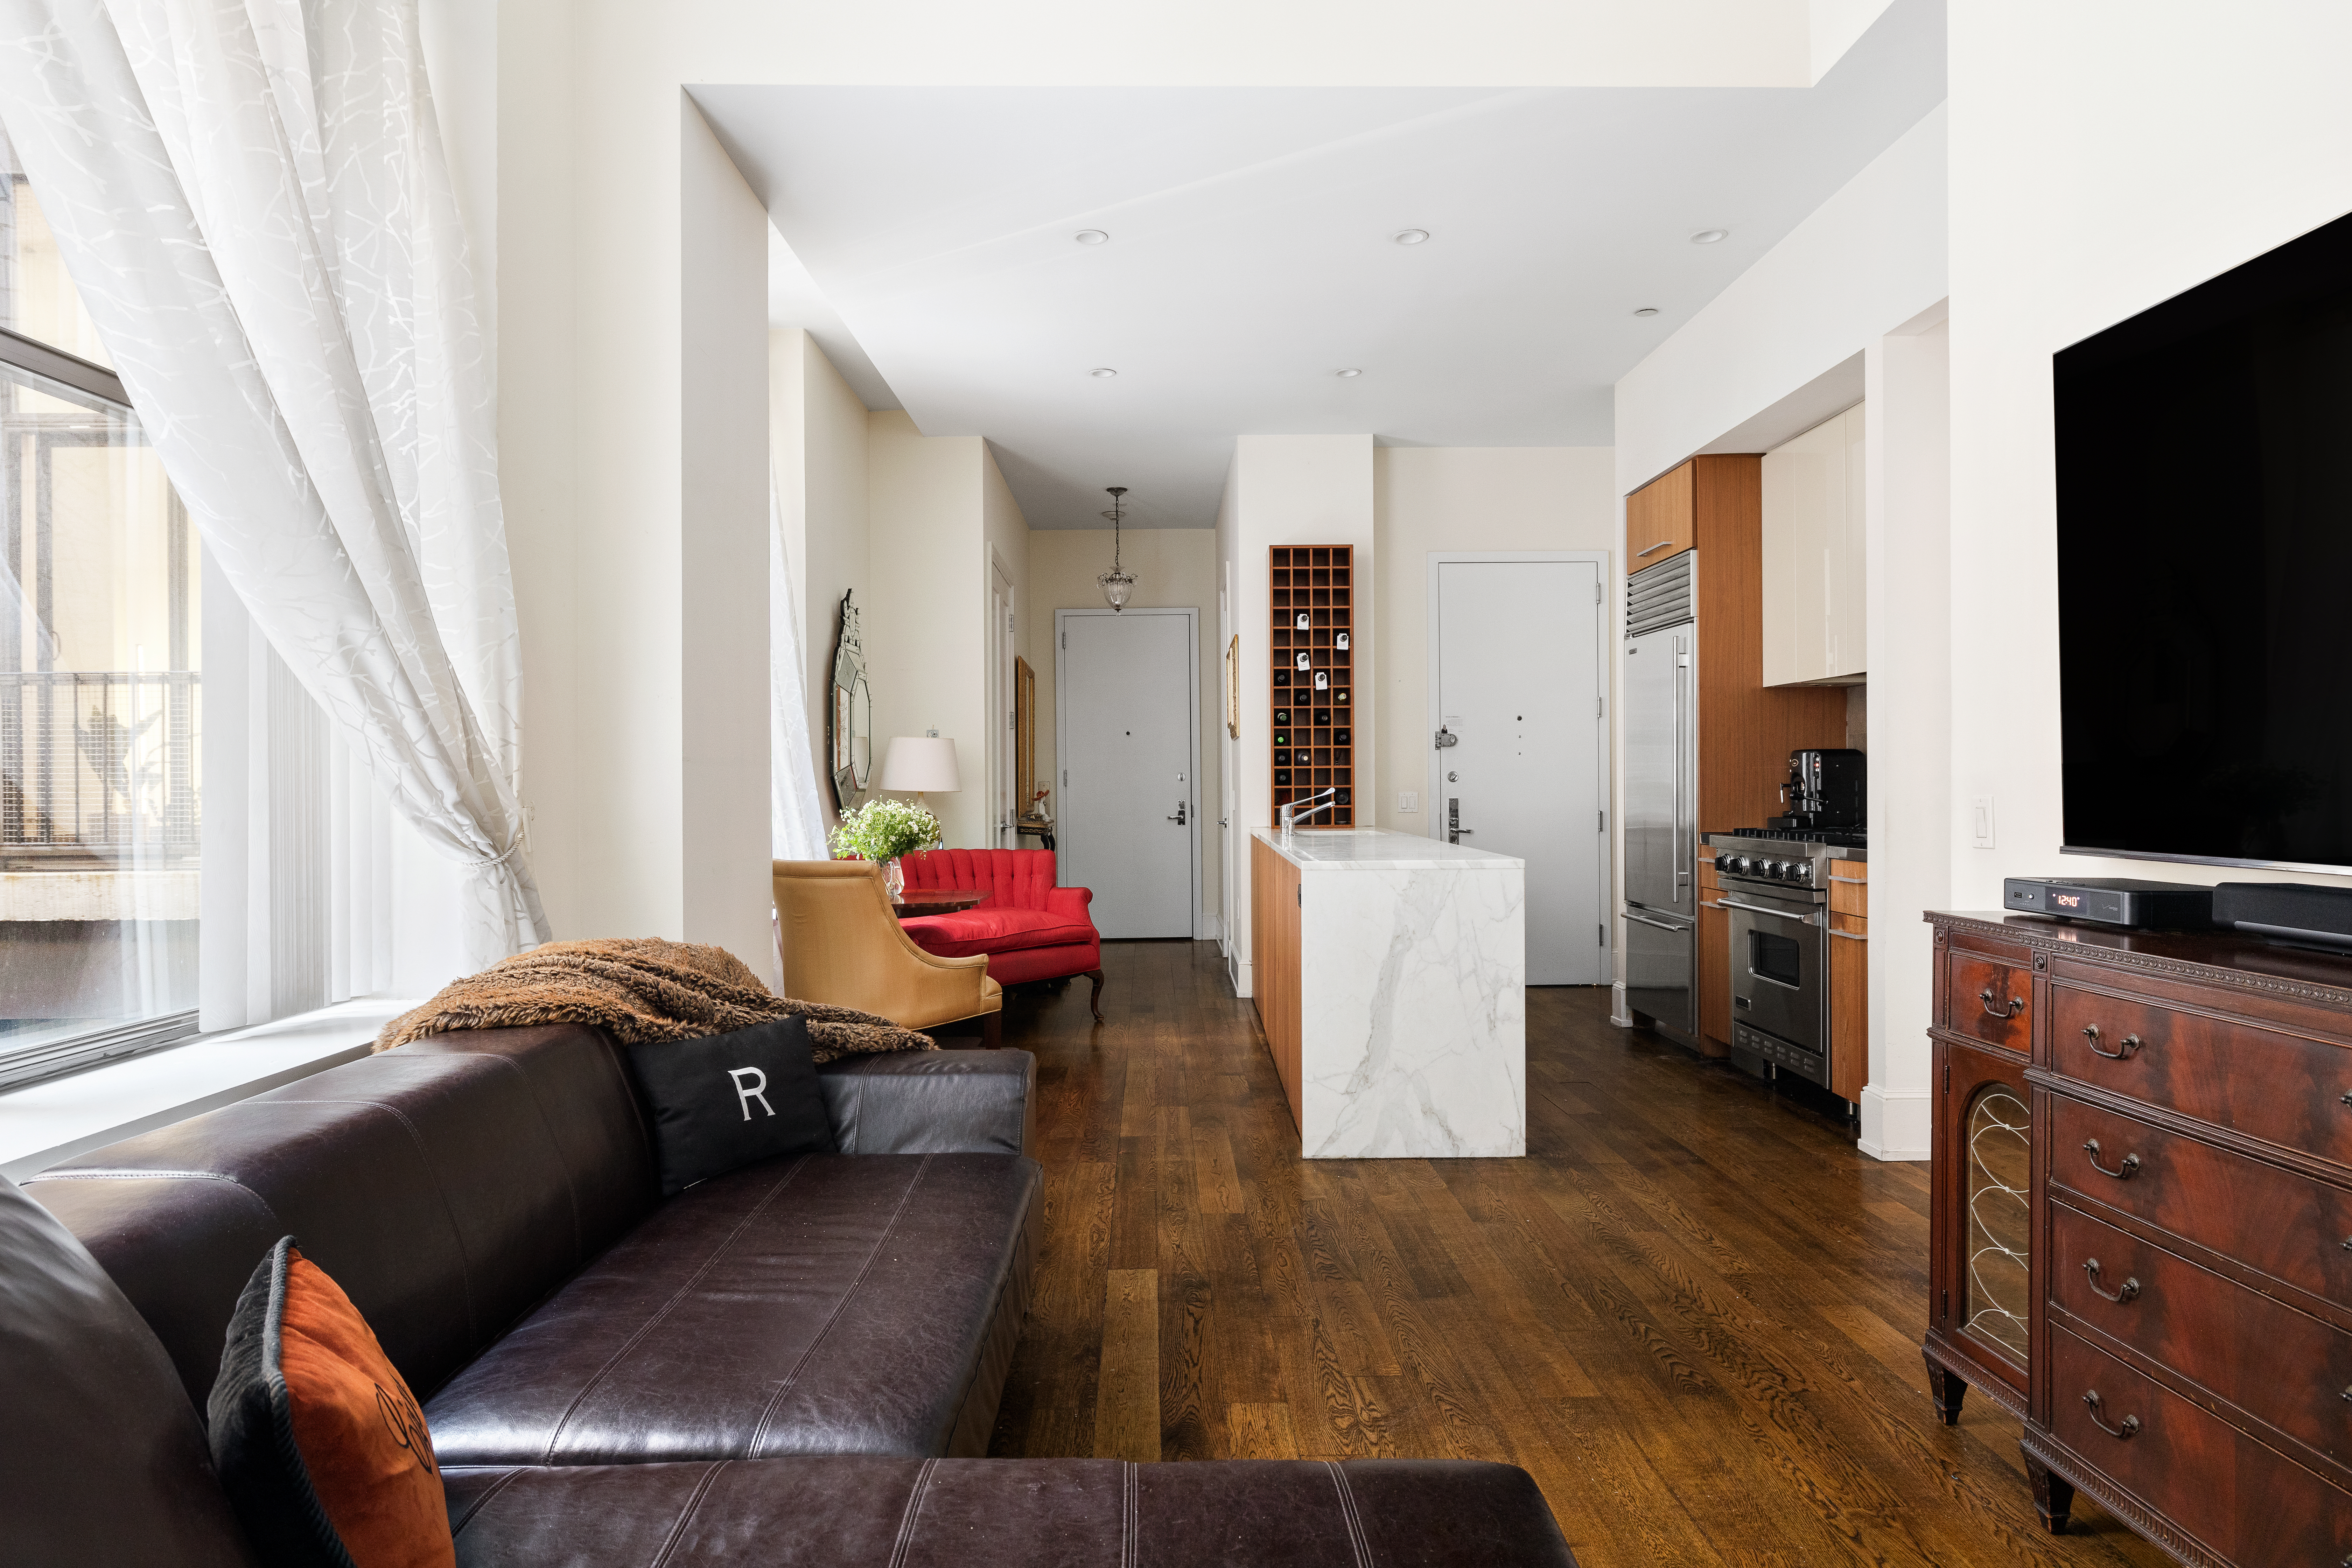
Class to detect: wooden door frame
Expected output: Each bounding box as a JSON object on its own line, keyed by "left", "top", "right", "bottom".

{"left": 1424, "top": 550, "right": 1613, "bottom": 978}
{"left": 1053, "top": 606, "right": 1203, "bottom": 938}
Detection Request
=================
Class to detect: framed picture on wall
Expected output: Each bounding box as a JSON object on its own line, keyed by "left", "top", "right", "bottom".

{"left": 1225, "top": 635, "right": 1241, "bottom": 737}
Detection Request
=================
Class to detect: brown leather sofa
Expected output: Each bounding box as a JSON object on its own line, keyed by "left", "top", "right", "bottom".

{"left": 1, "top": 1021, "right": 1580, "bottom": 1566}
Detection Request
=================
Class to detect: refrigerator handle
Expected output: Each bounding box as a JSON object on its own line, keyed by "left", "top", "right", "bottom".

{"left": 1672, "top": 639, "right": 1692, "bottom": 889}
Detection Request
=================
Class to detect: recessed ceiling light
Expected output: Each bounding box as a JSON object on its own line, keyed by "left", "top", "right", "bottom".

{"left": 1090, "top": 367, "right": 1118, "bottom": 378}
{"left": 1337, "top": 368, "right": 1363, "bottom": 378}
{"left": 1633, "top": 307, "right": 1660, "bottom": 317}
{"left": 1393, "top": 229, "right": 1430, "bottom": 246}
{"left": 1689, "top": 229, "right": 1729, "bottom": 245}
{"left": 1074, "top": 229, "right": 1109, "bottom": 245}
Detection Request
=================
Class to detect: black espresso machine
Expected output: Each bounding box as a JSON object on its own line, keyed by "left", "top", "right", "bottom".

{"left": 1769, "top": 748, "right": 1864, "bottom": 833}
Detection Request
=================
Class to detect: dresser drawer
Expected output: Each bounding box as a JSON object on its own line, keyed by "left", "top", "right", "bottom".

{"left": 2048, "top": 1093, "right": 2352, "bottom": 1311}
{"left": 1945, "top": 947, "right": 2032, "bottom": 1052}
{"left": 2051, "top": 1199, "right": 2352, "bottom": 1472}
{"left": 2047, "top": 1325, "right": 2352, "bottom": 1563}
{"left": 2050, "top": 983, "right": 2352, "bottom": 1167}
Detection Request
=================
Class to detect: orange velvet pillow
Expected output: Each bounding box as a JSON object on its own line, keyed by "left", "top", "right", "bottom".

{"left": 209, "top": 1238, "right": 454, "bottom": 1568}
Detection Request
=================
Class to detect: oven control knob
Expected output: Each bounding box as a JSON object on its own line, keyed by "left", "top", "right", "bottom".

{"left": 1731, "top": 856, "right": 1753, "bottom": 876}
{"left": 1789, "top": 861, "right": 1814, "bottom": 883}
{"left": 1714, "top": 853, "right": 1733, "bottom": 873}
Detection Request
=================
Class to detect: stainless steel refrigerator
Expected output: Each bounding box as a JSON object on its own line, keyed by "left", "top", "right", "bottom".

{"left": 1620, "top": 553, "right": 1697, "bottom": 1045}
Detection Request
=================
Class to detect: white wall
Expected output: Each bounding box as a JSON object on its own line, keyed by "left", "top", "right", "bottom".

{"left": 1371, "top": 447, "right": 1618, "bottom": 837}
{"left": 1612, "top": 97, "right": 1948, "bottom": 1149}
{"left": 1027, "top": 528, "right": 1220, "bottom": 926}
{"left": 1862, "top": 312, "right": 1947, "bottom": 1159}
{"left": 1215, "top": 434, "right": 1374, "bottom": 994}
{"left": 981, "top": 450, "right": 1031, "bottom": 847}
{"left": 1615, "top": 104, "right": 1947, "bottom": 497}
{"left": 1947, "top": 0, "right": 2352, "bottom": 910}
{"left": 679, "top": 102, "right": 776, "bottom": 984}
{"left": 769, "top": 329, "right": 870, "bottom": 834}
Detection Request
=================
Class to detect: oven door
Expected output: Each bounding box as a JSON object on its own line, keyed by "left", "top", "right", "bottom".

{"left": 1723, "top": 887, "right": 1827, "bottom": 1053}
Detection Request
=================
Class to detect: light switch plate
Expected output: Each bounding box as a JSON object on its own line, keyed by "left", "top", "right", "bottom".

{"left": 1397, "top": 791, "right": 1419, "bottom": 813}
{"left": 1971, "top": 794, "right": 1996, "bottom": 849}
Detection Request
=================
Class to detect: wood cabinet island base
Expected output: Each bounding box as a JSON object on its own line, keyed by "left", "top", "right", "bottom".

{"left": 1251, "top": 828, "right": 1526, "bottom": 1158}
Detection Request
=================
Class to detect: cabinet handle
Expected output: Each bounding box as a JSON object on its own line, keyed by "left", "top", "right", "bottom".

{"left": 2081, "top": 1138, "right": 2142, "bottom": 1180}
{"left": 2082, "top": 1025, "right": 2145, "bottom": 1061}
{"left": 2080, "top": 1391, "right": 2141, "bottom": 1440}
{"left": 1827, "top": 927, "right": 1867, "bottom": 941}
{"left": 2081, "top": 1258, "right": 2141, "bottom": 1304}
{"left": 1827, "top": 874, "right": 1868, "bottom": 884}
{"left": 1979, "top": 988, "right": 2024, "bottom": 1020}
{"left": 1634, "top": 538, "right": 1675, "bottom": 559}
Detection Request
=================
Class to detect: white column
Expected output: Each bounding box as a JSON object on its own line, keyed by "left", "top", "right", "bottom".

{"left": 1859, "top": 309, "right": 1950, "bottom": 1160}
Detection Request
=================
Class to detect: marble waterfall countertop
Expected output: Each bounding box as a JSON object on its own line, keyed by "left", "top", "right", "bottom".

{"left": 1251, "top": 826, "right": 1525, "bottom": 1158}
{"left": 1252, "top": 827, "right": 1525, "bottom": 872}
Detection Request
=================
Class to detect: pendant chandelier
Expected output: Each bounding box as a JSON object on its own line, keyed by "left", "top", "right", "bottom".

{"left": 1097, "top": 486, "right": 1137, "bottom": 611}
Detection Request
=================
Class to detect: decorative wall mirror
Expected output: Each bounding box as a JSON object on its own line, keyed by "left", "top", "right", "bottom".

{"left": 828, "top": 590, "right": 874, "bottom": 811}
{"left": 1014, "top": 655, "right": 1037, "bottom": 814}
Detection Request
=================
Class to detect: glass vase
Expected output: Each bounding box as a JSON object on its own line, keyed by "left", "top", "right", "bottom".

{"left": 884, "top": 856, "right": 906, "bottom": 899}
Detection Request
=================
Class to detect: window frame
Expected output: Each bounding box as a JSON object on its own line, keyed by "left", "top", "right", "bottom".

{"left": 0, "top": 323, "right": 204, "bottom": 1090}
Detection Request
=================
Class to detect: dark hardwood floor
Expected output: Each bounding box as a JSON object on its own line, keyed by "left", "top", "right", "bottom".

{"left": 986, "top": 939, "right": 2171, "bottom": 1568}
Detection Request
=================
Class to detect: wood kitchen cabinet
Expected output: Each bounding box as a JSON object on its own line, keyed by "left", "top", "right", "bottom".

{"left": 1625, "top": 459, "right": 1694, "bottom": 569}
{"left": 1827, "top": 859, "right": 1867, "bottom": 1101}
{"left": 1626, "top": 454, "right": 1847, "bottom": 835}
{"left": 1761, "top": 404, "right": 1866, "bottom": 687}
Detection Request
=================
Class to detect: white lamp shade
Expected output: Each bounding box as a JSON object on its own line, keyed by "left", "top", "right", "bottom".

{"left": 878, "top": 736, "right": 960, "bottom": 793}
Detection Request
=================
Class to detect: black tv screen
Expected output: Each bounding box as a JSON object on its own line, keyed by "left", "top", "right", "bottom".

{"left": 2056, "top": 210, "right": 2352, "bottom": 873}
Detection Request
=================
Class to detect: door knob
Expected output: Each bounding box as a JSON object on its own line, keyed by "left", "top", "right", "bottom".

{"left": 1167, "top": 802, "right": 1187, "bottom": 825}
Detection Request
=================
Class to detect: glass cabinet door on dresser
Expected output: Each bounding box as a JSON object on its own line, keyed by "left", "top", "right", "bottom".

{"left": 1923, "top": 920, "right": 2043, "bottom": 1426}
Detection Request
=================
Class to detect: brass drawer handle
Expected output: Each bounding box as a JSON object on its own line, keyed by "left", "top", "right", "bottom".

{"left": 2081, "top": 1024, "right": 2144, "bottom": 1061}
{"left": 2082, "top": 1259, "right": 2141, "bottom": 1303}
{"left": 2081, "top": 1390, "right": 2141, "bottom": 1440}
{"left": 2082, "top": 1138, "right": 2142, "bottom": 1180}
{"left": 1979, "top": 988, "right": 2024, "bottom": 1020}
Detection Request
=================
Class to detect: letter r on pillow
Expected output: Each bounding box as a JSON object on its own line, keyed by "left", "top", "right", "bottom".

{"left": 727, "top": 1066, "right": 774, "bottom": 1120}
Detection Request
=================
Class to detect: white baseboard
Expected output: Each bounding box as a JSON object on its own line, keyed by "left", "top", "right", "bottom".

{"left": 1229, "top": 955, "right": 1253, "bottom": 999}
{"left": 1197, "top": 910, "right": 1222, "bottom": 942}
{"left": 1609, "top": 981, "right": 1633, "bottom": 1027}
{"left": 1857, "top": 1084, "right": 1931, "bottom": 1161}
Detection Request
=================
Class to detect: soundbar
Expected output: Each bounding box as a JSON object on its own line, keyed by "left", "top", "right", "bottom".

{"left": 2211, "top": 881, "right": 2352, "bottom": 948}
{"left": 2002, "top": 876, "right": 2213, "bottom": 929}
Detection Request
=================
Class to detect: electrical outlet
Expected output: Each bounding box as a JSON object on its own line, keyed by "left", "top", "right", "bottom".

{"left": 1971, "top": 794, "right": 1996, "bottom": 849}
{"left": 1398, "top": 791, "right": 1419, "bottom": 813}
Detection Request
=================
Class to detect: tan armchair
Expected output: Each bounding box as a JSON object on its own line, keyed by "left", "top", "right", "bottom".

{"left": 773, "top": 859, "right": 1002, "bottom": 1046}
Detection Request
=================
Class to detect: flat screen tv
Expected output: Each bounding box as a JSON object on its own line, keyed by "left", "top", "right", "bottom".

{"left": 2056, "top": 209, "right": 2352, "bottom": 874}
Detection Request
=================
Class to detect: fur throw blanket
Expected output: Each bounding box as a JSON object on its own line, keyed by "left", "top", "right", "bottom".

{"left": 374, "top": 938, "right": 936, "bottom": 1063}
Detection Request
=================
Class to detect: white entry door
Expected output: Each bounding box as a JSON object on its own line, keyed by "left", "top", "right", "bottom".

{"left": 1057, "top": 608, "right": 1198, "bottom": 938}
{"left": 1432, "top": 557, "right": 1607, "bottom": 984}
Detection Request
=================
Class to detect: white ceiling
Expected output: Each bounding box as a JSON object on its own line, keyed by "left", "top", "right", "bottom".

{"left": 697, "top": 0, "right": 1942, "bottom": 528}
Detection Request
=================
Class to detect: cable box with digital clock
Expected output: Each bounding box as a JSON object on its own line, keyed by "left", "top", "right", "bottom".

{"left": 2002, "top": 876, "right": 2213, "bottom": 929}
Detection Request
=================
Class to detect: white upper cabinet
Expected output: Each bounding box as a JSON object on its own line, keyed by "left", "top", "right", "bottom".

{"left": 1761, "top": 404, "right": 1866, "bottom": 687}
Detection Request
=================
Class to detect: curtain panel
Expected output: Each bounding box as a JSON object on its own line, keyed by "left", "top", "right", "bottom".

{"left": 0, "top": 0, "right": 546, "bottom": 967}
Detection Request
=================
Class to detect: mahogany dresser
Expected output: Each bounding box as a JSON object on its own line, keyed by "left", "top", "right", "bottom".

{"left": 1922, "top": 912, "right": 2352, "bottom": 1566}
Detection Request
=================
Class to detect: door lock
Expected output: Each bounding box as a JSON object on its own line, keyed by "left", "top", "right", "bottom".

{"left": 1434, "top": 726, "right": 1458, "bottom": 749}
{"left": 1167, "top": 802, "right": 1188, "bottom": 825}
{"left": 1448, "top": 797, "right": 1474, "bottom": 845}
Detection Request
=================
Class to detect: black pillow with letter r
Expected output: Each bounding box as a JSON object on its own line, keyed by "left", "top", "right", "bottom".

{"left": 624, "top": 1016, "right": 835, "bottom": 1196}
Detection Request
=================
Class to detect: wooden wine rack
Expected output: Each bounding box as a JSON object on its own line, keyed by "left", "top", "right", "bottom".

{"left": 1268, "top": 545, "right": 1354, "bottom": 827}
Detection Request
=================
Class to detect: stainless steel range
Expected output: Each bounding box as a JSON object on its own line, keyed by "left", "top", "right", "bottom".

{"left": 1704, "top": 829, "right": 1864, "bottom": 1091}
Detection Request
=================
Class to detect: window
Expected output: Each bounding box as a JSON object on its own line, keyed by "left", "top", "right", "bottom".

{"left": 0, "top": 128, "right": 202, "bottom": 1089}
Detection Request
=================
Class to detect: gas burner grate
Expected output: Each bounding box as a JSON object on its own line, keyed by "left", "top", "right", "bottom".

{"left": 1726, "top": 827, "right": 1868, "bottom": 848}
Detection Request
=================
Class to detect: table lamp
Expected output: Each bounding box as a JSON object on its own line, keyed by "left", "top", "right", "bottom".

{"left": 878, "top": 735, "right": 960, "bottom": 812}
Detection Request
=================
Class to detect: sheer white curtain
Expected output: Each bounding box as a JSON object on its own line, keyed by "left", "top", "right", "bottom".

{"left": 0, "top": 0, "right": 546, "bottom": 969}
{"left": 771, "top": 476, "right": 830, "bottom": 860}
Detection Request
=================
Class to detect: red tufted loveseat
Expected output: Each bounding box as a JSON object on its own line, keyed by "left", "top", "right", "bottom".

{"left": 897, "top": 848, "right": 1104, "bottom": 1018}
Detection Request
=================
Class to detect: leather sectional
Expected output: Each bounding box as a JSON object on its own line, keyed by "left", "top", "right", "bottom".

{"left": 1, "top": 1020, "right": 1578, "bottom": 1566}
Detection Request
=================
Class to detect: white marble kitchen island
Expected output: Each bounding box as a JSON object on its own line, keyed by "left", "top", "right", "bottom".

{"left": 1249, "top": 828, "right": 1525, "bottom": 1158}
